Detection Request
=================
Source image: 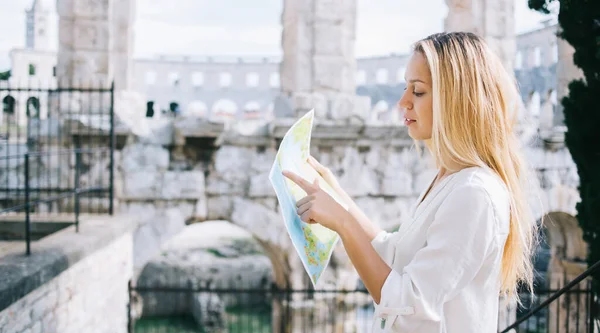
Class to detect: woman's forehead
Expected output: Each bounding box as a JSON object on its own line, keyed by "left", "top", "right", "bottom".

{"left": 406, "top": 52, "right": 431, "bottom": 84}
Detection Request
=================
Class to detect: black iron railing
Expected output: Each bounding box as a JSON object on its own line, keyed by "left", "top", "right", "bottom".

{"left": 128, "top": 280, "right": 375, "bottom": 333}
{"left": 500, "top": 260, "right": 600, "bottom": 333}
{"left": 0, "top": 82, "right": 115, "bottom": 254}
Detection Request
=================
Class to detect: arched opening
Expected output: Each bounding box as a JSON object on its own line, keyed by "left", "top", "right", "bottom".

{"left": 2, "top": 95, "right": 16, "bottom": 133}
{"left": 528, "top": 91, "right": 541, "bottom": 119}
{"left": 185, "top": 100, "right": 208, "bottom": 118}
{"left": 135, "top": 220, "right": 274, "bottom": 321}
{"left": 26, "top": 97, "right": 40, "bottom": 118}
{"left": 2, "top": 95, "right": 16, "bottom": 115}
{"left": 146, "top": 101, "right": 155, "bottom": 118}
{"left": 540, "top": 89, "right": 556, "bottom": 129}
{"left": 371, "top": 100, "right": 389, "bottom": 122}
{"left": 212, "top": 99, "right": 238, "bottom": 120}
{"left": 243, "top": 101, "right": 261, "bottom": 118}
{"left": 169, "top": 102, "right": 180, "bottom": 116}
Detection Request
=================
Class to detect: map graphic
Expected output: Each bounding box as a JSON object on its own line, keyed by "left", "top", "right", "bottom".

{"left": 269, "top": 110, "right": 349, "bottom": 287}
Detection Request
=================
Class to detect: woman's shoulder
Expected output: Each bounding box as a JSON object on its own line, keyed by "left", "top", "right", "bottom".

{"left": 451, "top": 166, "right": 509, "bottom": 199}
{"left": 449, "top": 166, "right": 511, "bottom": 231}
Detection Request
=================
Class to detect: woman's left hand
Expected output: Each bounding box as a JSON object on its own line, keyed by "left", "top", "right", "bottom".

{"left": 282, "top": 170, "right": 350, "bottom": 233}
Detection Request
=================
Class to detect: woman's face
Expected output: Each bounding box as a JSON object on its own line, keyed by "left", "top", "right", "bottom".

{"left": 398, "top": 51, "right": 433, "bottom": 140}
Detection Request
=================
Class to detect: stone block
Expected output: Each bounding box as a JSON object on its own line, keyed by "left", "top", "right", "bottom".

{"left": 121, "top": 143, "right": 169, "bottom": 172}
{"left": 122, "top": 169, "right": 160, "bottom": 199}
{"left": 214, "top": 146, "right": 254, "bottom": 174}
{"left": 207, "top": 196, "right": 234, "bottom": 220}
{"left": 191, "top": 293, "right": 225, "bottom": 332}
{"left": 231, "top": 197, "right": 286, "bottom": 246}
{"left": 72, "top": 19, "right": 110, "bottom": 50}
{"left": 381, "top": 172, "right": 413, "bottom": 196}
{"left": 73, "top": 0, "right": 110, "bottom": 18}
{"left": 249, "top": 172, "right": 274, "bottom": 197}
{"left": 314, "top": 23, "right": 345, "bottom": 56}
{"left": 313, "top": 57, "right": 349, "bottom": 93}
{"left": 205, "top": 174, "right": 247, "bottom": 195}
{"left": 161, "top": 171, "right": 205, "bottom": 199}
{"left": 315, "top": 0, "right": 345, "bottom": 21}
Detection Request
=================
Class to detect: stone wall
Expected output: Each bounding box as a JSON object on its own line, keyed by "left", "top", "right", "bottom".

{"left": 0, "top": 216, "right": 137, "bottom": 333}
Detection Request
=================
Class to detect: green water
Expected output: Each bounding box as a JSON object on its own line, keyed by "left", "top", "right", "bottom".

{"left": 135, "top": 306, "right": 272, "bottom": 333}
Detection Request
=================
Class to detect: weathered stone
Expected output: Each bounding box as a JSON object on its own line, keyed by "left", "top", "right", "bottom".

{"left": 337, "top": 148, "right": 379, "bottom": 196}
{"left": 132, "top": 206, "right": 188, "bottom": 269}
{"left": 231, "top": 197, "right": 287, "bottom": 247}
{"left": 207, "top": 196, "right": 234, "bottom": 220}
{"left": 414, "top": 170, "right": 438, "bottom": 195}
{"left": 248, "top": 172, "right": 274, "bottom": 197}
{"left": 193, "top": 196, "right": 208, "bottom": 221}
{"left": 161, "top": 171, "right": 204, "bottom": 199}
{"left": 122, "top": 169, "right": 160, "bottom": 199}
{"left": 191, "top": 293, "right": 225, "bottom": 332}
{"left": 381, "top": 171, "right": 413, "bottom": 196}
{"left": 214, "top": 146, "right": 254, "bottom": 174}
{"left": 121, "top": 143, "right": 169, "bottom": 172}
{"left": 205, "top": 174, "right": 247, "bottom": 195}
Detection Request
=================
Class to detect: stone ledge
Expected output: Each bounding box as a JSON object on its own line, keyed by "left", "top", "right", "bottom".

{"left": 0, "top": 214, "right": 139, "bottom": 313}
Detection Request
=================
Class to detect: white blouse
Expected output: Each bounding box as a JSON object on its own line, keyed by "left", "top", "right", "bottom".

{"left": 370, "top": 166, "right": 511, "bottom": 333}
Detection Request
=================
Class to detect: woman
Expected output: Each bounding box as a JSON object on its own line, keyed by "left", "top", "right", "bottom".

{"left": 283, "top": 32, "right": 537, "bottom": 332}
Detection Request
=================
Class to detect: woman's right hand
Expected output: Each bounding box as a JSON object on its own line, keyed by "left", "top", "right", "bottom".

{"left": 308, "top": 155, "right": 382, "bottom": 240}
{"left": 307, "top": 155, "right": 352, "bottom": 203}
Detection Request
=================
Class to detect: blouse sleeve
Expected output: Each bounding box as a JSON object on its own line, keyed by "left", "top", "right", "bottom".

{"left": 372, "top": 185, "right": 501, "bottom": 331}
{"left": 371, "top": 230, "right": 397, "bottom": 266}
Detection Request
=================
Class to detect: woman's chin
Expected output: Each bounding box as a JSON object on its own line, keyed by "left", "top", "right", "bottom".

{"left": 407, "top": 128, "right": 432, "bottom": 141}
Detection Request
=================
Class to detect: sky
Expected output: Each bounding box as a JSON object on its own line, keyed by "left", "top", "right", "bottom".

{"left": 0, "top": 0, "right": 557, "bottom": 71}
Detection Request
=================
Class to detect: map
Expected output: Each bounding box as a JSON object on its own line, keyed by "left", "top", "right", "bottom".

{"left": 269, "top": 109, "right": 349, "bottom": 287}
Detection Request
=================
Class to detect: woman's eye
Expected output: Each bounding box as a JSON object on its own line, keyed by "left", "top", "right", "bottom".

{"left": 413, "top": 91, "right": 424, "bottom": 97}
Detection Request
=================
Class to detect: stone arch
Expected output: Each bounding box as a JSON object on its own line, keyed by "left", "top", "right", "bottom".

{"left": 185, "top": 100, "right": 208, "bottom": 118}
{"left": 371, "top": 100, "right": 389, "bottom": 122}
{"left": 527, "top": 91, "right": 541, "bottom": 119}
{"left": 243, "top": 101, "right": 261, "bottom": 118}
{"left": 212, "top": 99, "right": 238, "bottom": 119}
{"left": 540, "top": 89, "right": 557, "bottom": 128}
{"left": 375, "top": 68, "right": 389, "bottom": 84}
{"left": 2, "top": 95, "right": 16, "bottom": 115}
{"left": 541, "top": 212, "right": 587, "bottom": 263}
{"left": 538, "top": 212, "right": 589, "bottom": 333}
{"left": 2, "top": 95, "right": 16, "bottom": 130}
{"left": 26, "top": 97, "right": 40, "bottom": 118}
{"left": 145, "top": 101, "right": 155, "bottom": 118}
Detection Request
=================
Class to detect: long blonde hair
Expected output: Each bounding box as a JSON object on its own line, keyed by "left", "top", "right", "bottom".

{"left": 414, "top": 32, "right": 537, "bottom": 301}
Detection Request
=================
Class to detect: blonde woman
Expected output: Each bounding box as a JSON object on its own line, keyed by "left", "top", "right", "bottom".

{"left": 283, "top": 32, "right": 537, "bottom": 332}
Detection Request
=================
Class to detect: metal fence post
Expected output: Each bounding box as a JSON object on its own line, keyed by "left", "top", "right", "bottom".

{"left": 24, "top": 153, "right": 30, "bottom": 255}
{"left": 74, "top": 149, "right": 80, "bottom": 232}
{"left": 109, "top": 81, "right": 115, "bottom": 215}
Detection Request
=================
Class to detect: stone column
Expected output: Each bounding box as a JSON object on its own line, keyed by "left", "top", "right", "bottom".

{"left": 444, "top": 0, "right": 516, "bottom": 74}
{"left": 280, "top": 0, "right": 370, "bottom": 122}
{"left": 56, "top": 0, "right": 113, "bottom": 88}
{"left": 555, "top": 38, "right": 583, "bottom": 126}
{"left": 112, "top": 0, "right": 135, "bottom": 91}
{"left": 56, "top": 0, "right": 135, "bottom": 90}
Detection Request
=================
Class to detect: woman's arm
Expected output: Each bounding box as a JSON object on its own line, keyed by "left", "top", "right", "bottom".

{"left": 338, "top": 215, "right": 392, "bottom": 304}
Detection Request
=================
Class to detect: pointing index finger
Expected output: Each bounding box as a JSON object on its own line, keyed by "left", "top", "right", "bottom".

{"left": 282, "top": 170, "right": 312, "bottom": 192}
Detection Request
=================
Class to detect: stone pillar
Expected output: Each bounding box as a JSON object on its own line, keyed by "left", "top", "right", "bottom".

{"left": 543, "top": 212, "right": 589, "bottom": 333}
{"left": 280, "top": 0, "right": 370, "bottom": 122}
{"left": 112, "top": 0, "right": 135, "bottom": 91}
{"left": 56, "top": 0, "right": 134, "bottom": 90}
{"left": 57, "top": 0, "right": 113, "bottom": 88}
{"left": 444, "top": 0, "right": 516, "bottom": 73}
{"left": 555, "top": 38, "right": 583, "bottom": 126}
